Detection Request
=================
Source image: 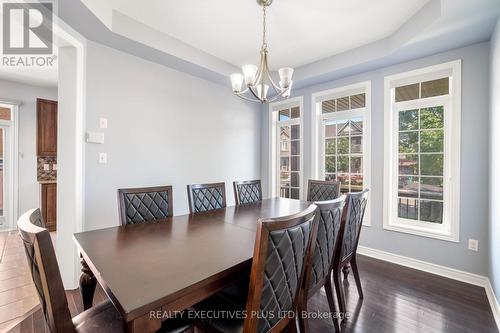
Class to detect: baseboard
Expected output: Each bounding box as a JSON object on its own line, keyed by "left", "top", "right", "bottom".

{"left": 358, "top": 246, "right": 500, "bottom": 331}
{"left": 358, "top": 246, "right": 487, "bottom": 286}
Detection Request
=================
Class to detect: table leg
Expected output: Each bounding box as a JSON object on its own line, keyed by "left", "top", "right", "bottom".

{"left": 80, "top": 254, "right": 96, "bottom": 310}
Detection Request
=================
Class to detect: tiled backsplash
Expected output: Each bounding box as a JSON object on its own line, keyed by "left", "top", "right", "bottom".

{"left": 37, "top": 156, "right": 57, "bottom": 181}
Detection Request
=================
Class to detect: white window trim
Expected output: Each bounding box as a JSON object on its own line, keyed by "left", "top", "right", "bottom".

{"left": 311, "top": 81, "right": 372, "bottom": 226}
{"left": 268, "top": 96, "right": 304, "bottom": 199}
{"left": 383, "top": 60, "right": 461, "bottom": 242}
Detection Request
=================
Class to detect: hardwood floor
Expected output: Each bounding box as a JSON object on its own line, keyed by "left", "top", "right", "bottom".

{"left": 6, "top": 255, "right": 499, "bottom": 333}
{"left": 0, "top": 232, "right": 38, "bottom": 332}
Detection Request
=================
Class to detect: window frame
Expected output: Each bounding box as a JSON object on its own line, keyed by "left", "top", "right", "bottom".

{"left": 383, "top": 60, "right": 461, "bottom": 242}
{"left": 312, "top": 81, "right": 372, "bottom": 226}
{"left": 268, "top": 96, "right": 304, "bottom": 200}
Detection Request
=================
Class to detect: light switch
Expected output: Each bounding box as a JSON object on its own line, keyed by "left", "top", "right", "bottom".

{"left": 98, "top": 153, "right": 107, "bottom": 164}
{"left": 99, "top": 118, "right": 108, "bottom": 129}
{"left": 86, "top": 132, "right": 105, "bottom": 144}
{"left": 43, "top": 164, "right": 50, "bottom": 171}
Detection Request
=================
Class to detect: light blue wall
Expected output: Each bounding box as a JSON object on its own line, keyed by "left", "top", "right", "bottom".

{"left": 489, "top": 18, "right": 500, "bottom": 296}
{"left": 84, "top": 42, "right": 261, "bottom": 231}
{"left": 262, "top": 42, "right": 490, "bottom": 275}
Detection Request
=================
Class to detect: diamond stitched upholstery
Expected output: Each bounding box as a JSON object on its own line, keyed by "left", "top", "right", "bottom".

{"left": 123, "top": 191, "right": 170, "bottom": 224}
{"left": 308, "top": 182, "right": 340, "bottom": 202}
{"left": 310, "top": 205, "right": 342, "bottom": 288}
{"left": 257, "top": 221, "right": 312, "bottom": 333}
{"left": 191, "top": 185, "right": 225, "bottom": 213}
{"left": 29, "top": 208, "right": 45, "bottom": 228}
{"left": 235, "top": 182, "right": 262, "bottom": 205}
{"left": 18, "top": 211, "right": 73, "bottom": 333}
{"left": 20, "top": 231, "right": 49, "bottom": 325}
{"left": 341, "top": 194, "right": 368, "bottom": 261}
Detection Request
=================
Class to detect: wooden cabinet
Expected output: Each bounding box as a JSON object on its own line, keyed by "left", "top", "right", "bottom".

{"left": 37, "top": 99, "right": 58, "bottom": 156}
{"left": 41, "top": 183, "right": 57, "bottom": 231}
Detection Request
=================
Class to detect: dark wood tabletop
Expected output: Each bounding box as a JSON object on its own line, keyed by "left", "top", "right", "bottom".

{"left": 73, "top": 197, "right": 311, "bottom": 333}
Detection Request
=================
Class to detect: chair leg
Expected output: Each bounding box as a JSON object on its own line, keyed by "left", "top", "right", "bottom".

{"left": 286, "top": 317, "right": 299, "bottom": 333}
{"left": 333, "top": 269, "right": 346, "bottom": 319}
{"left": 324, "top": 274, "right": 341, "bottom": 333}
{"left": 351, "top": 256, "right": 364, "bottom": 299}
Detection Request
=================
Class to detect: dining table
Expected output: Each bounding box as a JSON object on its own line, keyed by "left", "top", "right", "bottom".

{"left": 72, "top": 197, "right": 311, "bottom": 333}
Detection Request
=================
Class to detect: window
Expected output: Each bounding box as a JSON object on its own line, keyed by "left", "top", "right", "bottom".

{"left": 384, "top": 61, "right": 461, "bottom": 242}
{"left": 312, "top": 82, "right": 371, "bottom": 223}
{"left": 269, "top": 98, "right": 303, "bottom": 199}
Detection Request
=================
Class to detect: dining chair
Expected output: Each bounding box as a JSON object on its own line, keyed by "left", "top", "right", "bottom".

{"left": 194, "top": 204, "right": 319, "bottom": 333}
{"left": 306, "top": 179, "right": 341, "bottom": 202}
{"left": 332, "top": 189, "right": 369, "bottom": 317}
{"left": 298, "top": 196, "right": 346, "bottom": 333}
{"left": 117, "top": 185, "right": 173, "bottom": 225}
{"left": 233, "top": 180, "right": 262, "bottom": 205}
{"left": 18, "top": 209, "right": 193, "bottom": 333}
{"left": 187, "top": 182, "right": 226, "bottom": 213}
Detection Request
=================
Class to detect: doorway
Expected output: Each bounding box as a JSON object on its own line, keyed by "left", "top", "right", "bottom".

{"left": 0, "top": 104, "right": 18, "bottom": 231}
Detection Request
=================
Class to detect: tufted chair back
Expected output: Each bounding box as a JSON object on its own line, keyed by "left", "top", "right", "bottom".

{"left": 338, "top": 190, "right": 369, "bottom": 263}
{"left": 187, "top": 182, "right": 226, "bottom": 213}
{"left": 244, "top": 204, "right": 319, "bottom": 333}
{"left": 309, "top": 197, "right": 346, "bottom": 291}
{"left": 306, "top": 179, "right": 341, "bottom": 202}
{"left": 29, "top": 208, "right": 46, "bottom": 227}
{"left": 233, "top": 180, "right": 262, "bottom": 205}
{"left": 117, "top": 186, "right": 173, "bottom": 225}
{"left": 17, "top": 209, "right": 75, "bottom": 333}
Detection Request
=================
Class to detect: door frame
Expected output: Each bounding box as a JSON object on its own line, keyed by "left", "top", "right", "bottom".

{"left": 0, "top": 101, "right": 19, "bottom": 231}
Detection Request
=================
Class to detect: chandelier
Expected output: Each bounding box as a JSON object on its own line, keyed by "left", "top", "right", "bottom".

{"left": 230, "top": 0, "right": 294, "bottom": 103}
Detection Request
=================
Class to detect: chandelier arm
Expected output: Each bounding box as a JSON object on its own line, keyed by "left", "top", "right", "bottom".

{"left": 248, "top": 85, "right": 264, "bottom": 102}
{"left": 266, "top": 87, "right": 291, "bottom": 103}
{"left": 267, "top": 72, "right": 284, "bottom": 96}
{"left": 252, "top": 50, "right": 267, "bottom": 87}
{"left": 235, "top": 92, "right": 264, "bottom": 103}
{"left": 235, "top": 87, "right": 261, "bottom": 102}
{"left": 266, "top": 71, "right": 282, "bottom": 92}
{"left": 262, "top": 53, "right": 283, "bottom": 92}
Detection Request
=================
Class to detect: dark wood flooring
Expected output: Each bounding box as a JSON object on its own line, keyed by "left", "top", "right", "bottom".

{"left": 7, "top": 255, "right": 499, "bottom": 333}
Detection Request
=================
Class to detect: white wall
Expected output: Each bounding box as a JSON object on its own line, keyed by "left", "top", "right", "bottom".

{"left": 489, "top": 17, "right": 500, "bottom": 298}
{"left": 84, "top": 41, "right": 261, "bottom": 231}
{"left": 261, "top": 42, "right": 491, "bottom": 276}
{"left": 0, "top": 79, "right": 57, "bottom": 218}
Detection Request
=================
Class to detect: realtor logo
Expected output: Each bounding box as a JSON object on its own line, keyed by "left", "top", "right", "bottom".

{"left": 2, "top": 2, "right": 53, "bottom": 54}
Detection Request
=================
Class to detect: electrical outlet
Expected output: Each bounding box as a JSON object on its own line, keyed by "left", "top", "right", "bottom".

{"left": 468, "top": 239, "right": 479, "bottom": 252}
{"left": 43, "top": 163, "right": 50, "bottom": 171}
{"left": 99, "top": 117, "right": 108, "bottom": 129}
{"left": 98, "top": 153, "right": 107, "bottom": 164}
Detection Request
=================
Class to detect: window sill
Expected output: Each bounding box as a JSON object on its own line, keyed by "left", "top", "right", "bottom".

{"left": 383, "top": 221, "right": 459, "bottom": 243}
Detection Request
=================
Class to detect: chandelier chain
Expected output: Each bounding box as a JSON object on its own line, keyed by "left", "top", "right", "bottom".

{"left": 262, "top": 5, "right": 267, "bottom": 51}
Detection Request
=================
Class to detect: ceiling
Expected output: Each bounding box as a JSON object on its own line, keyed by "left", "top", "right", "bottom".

{"left": 85, "top": 0, "right": 431, "bottom": 70}
{"left": 0, "top": 65, "right": 58, "bottom": 87}
{"left": 2, "top": 0, "right": 500, "bottom": 88}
